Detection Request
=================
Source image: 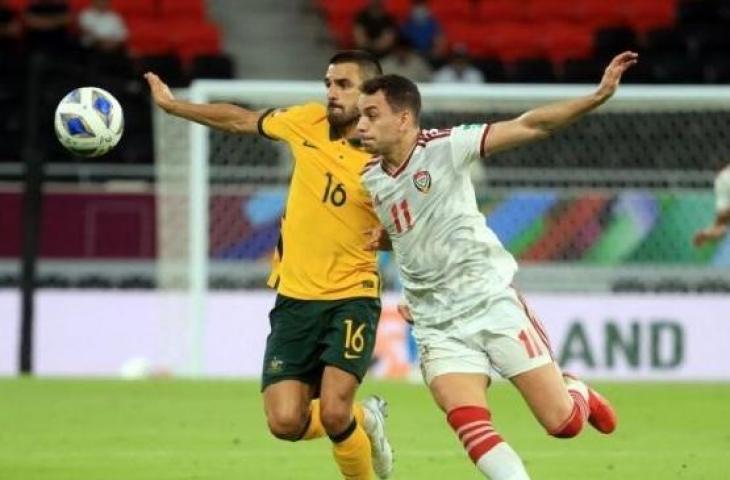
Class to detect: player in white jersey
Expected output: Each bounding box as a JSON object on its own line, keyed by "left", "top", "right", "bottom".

{"left": 694, "top": 165, "right": 730, "bottom": 246}
{"left": 357, "top": 51, "right": 638, "bottom": 479}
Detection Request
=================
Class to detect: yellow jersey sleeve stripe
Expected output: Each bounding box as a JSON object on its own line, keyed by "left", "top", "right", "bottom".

{"left": 257, "top": 108, "right": 277, "bottom": 140}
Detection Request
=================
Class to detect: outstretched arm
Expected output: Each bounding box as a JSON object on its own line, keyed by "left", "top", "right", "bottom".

{"left": 483, "top": 51, "right": 638, "bottom": 156}
{"left": 145, "top": 72, "right": 262, "bottom": 135}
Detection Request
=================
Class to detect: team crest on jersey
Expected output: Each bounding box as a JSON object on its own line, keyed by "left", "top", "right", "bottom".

{"left": 413, "top": 170, "right": 431, "bottom": 193}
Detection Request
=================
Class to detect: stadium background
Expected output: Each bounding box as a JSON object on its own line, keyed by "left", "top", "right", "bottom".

{"left": 1, "top": 0, "right": 730, "bottom": 479}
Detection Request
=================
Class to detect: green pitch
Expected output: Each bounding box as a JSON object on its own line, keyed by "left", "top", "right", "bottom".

{"left": 1, "top": 379, "right": 728, "bottom": 479}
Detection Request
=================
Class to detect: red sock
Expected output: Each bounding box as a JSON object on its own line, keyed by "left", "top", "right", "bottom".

{"left": 447, "top": 406, "right": 504, "bottom": 463}
{"left": 551, "top": 391, "right": 588, "bottom": 438}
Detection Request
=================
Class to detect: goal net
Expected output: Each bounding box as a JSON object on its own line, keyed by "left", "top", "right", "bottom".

{"left": 153, "top": 81, "right": 730, "bottom": 373}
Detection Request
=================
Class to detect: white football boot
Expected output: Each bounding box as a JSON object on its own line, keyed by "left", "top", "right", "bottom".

{"left": 362, "top": 395, "right": 394, "bottom": 479}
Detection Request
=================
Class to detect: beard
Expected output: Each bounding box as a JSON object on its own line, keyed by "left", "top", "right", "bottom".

{"left": 327, "top": 105, "right": 359, "bottom": 129}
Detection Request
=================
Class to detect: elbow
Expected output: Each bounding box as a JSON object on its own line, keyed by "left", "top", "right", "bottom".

{"left": 517, "top": 114, "right": 552, "bottom": 139}
{"left": 530, "top": 126, "right": 552, "bottom": 142}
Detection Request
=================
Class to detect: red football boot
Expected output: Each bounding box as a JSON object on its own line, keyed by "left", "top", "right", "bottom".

{"left": 585, "top": 386, "right": 618, "bottom": 434}
{"left": 564, "top": 373, "right": 617, "bottom": 434}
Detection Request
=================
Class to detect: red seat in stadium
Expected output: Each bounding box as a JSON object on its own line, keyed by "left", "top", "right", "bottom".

{"left": 171, "top": 22, "right": 221, "bottom": 62}
{"left": 127, "top": 20, "right": 174, "bottom": 56}
{"left": 68, "top": 0, "right": 91, "bottom": 13}
{"left": 160, "top": 0, "right": 206, "bottom": 21}
{"left": 428, "top": 0, "right": 472, "bottom": 24}
{"left": 526, "top": 0, "right": 581, "bottom": 23}
{"left": 442, "top": 21, "right": 488, "bottom": 57}
{"left": 482, "top": 22, "right": 544, "bottom": 63}
{"left": 624, "top": 0, "right": 677, "bottom": 35}
{"left": 318, "top": 0, "right": 368, "bottom": 18}
{"left": 110, "top": 0, "right": 158, "bottom": 20}
{"left": 578, "top": 0, "right": 627, "bottom": 31}
{"left": 542, "top": 22, "right": 594, "bottom": 65}
{"left": 6, "top": 0, "right": 27, "bottom": 11}
{"left": 385, "top": 0, "right": 412, "bottom": 22}
{"left": 327, "top": 14, "right": 356, "bottom": 48}
{"left": 477, "top": 0, "right": 526, "bottom": 23}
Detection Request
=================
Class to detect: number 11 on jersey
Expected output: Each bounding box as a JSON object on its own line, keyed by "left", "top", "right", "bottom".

{"left": 390, "top": 200, "right": 414, "bottom": 233}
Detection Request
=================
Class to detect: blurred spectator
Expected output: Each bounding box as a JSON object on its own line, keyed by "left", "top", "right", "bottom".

{"left": 23, "top": 0, "right": 73, "bottom": 52}
{"left": 353, "top": 0, "right": 398, "bottom": 59}
{"left": 401, "top": 0, "right": 447, "bottom": 64}
{"left": 432, "top": 46, "right": 485, "bottom": 84}
{"left": 693, "top": 165, "right": 730, "bottom": 247}
{"left": 78, "top": 0, "right": 127, "bottom": 53}
{"left": 0, "top": 0, "right": 22, "bottom": 52}
{"left": 380, "top": 36, "right": 433, "bottom": 83}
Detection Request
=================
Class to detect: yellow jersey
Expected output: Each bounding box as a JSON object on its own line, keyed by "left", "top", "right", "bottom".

{"left": 259, "top": 102, "right": 380, "bottom": 300}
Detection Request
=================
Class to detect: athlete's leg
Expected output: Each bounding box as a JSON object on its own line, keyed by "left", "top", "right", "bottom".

{"left": 260, "top": 295, "right": 329, "bottom": 441}
{"left": 263, "top": 380, "right": 318, "bottom": 440}
{"left": 428, "top": 373, "right": 530, "bottom": 480}
{"left": 320, "top": 297, "right": 393, "bottom": 479}
{"left": 321, "top": 366, "right": 374, "bottom": 480}
{"left": 510, "top": 362, "right": 588, "bottom": 437}
{"left": 504, "top": 290, "right": 617, "bottom": 437}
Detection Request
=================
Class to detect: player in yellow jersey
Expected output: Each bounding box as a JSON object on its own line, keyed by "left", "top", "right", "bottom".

{"left": 145, "top": 51, "right": 393, "bottom": 480}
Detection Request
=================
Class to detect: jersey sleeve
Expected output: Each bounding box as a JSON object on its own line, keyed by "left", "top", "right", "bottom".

{"left": 715, "top": 168, "right": 730, "bottom": 212}
{"left": 258, "top": 103, "right": 319, "bottom": 142}
{"left": 449, "top": 123, "right": 490, "bottom": 171}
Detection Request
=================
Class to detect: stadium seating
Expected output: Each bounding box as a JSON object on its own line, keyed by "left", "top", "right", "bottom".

{"left": 159, "top": 0, "right": 206, "bottom": 21}
{"left": 624, "top": 0, "right": 676, "bottom": 34}
{"left": 428, "top": 0, "right": 472, "bottom": 24}
{"left": 110, "top": 0, "right": 157, "bottom": 20}
{"left": 477, "top": 0, "right": 525, "bottom": 23}
{"left": 541, "top": 23, "right": 594, "bottom": 65}
{"left": 126, "top": 20, "right": 175, "bottom": 57}
{"left": 315, "top": 0, "right": 730, "bottom": 85}
{"left": 526, "top": 0, "right": 580, "bottom": 23}
{"left": 135, "top": 54, "right": 187, "bottom": 88}
{"left": 190, "top": 54, "right": 235, "bottom": 79}
{"left": 509, "top": 58, "right": 555, "bottom": 83}
{"left": 171, "top": 22, "right": 222, "bottom": 62}
{"left": 481, "top": 22, "right": 544, "bottom": 63}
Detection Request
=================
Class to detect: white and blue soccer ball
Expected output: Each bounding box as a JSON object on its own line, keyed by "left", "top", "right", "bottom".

{"left": 54, "top": 87, "right": 124, "bottom": 157}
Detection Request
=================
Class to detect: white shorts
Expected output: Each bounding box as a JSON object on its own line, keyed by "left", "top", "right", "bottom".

{"left": 414, "top": 287, "right": 553, "bottom": 385}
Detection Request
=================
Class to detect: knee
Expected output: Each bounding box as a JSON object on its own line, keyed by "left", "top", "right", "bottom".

{"left": 547, "top": 403, "right": 584, "bottom": 439}
{"left": 266, "top": 409, "right": 308, "bottom": 442}
{"left": 320, "top": 403, "right": 352, "bottom": 437}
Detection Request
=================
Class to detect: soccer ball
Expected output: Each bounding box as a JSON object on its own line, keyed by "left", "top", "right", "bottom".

{"left": 54, "top": 87, "right": 124, "bottom": 157}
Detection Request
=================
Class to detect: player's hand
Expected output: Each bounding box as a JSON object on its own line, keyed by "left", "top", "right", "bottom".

{"left": 397, "top": 302, "right": 413, "bottom": 325}
{"left": 596, "top": 51, "right": 638, "bottom": 101}
{"left": 364, "top": 226, "right": 392, "bottom": 251}
{"left": 144, "top": 72, "right": 176, "bottom": 112}
{"left": 693, "top": 225, "right": 728, "bottom": 247}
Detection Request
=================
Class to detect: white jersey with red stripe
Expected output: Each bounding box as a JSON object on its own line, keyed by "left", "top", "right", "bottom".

{"left": 361, "top": 124, "right": 518, "bottom": 328}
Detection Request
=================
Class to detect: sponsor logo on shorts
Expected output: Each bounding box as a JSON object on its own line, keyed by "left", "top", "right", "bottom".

{"left": 267, "top": 357, "right": 284, "bottom": 374}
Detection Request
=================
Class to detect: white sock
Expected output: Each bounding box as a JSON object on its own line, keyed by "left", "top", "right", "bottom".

{"left": 475, "top": 442, "right": 531, "bottom": 480}
{"left": 565, "top": 376, "right": 590, "bottom": 403}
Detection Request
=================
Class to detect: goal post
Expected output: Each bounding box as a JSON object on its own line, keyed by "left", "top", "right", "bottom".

{"left": 154, "top": 81, "right": 730, "bottom": 375}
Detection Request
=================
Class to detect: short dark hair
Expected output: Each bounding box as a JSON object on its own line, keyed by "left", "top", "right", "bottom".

{"left": 329, "top": 50, "right": 383, "bottom": 80}
{"left": 361, "top": 74, "right": 421, "bottom": 121}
